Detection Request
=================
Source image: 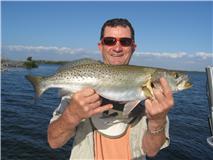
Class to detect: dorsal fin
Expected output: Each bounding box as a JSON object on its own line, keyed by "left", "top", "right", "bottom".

{"left": 56, "top": 58, "right": 102, "bottom": 72}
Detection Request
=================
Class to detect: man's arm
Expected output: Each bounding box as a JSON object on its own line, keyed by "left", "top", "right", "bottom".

{"left": 48, "top": 88, "right": 113, "bottom": 149}
{"left": 142, "top": 77, "right": 174, "bottom": 157}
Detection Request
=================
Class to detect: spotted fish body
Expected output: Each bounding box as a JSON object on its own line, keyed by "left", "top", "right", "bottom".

{"left": 30, "top": 63, "right": 152, "bottom": 101}
{"left": 26, "top": 58, "right": 192, "bottom": 109}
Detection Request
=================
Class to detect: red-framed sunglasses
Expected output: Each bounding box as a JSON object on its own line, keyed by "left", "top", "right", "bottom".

{"left": 101, "top": 37, "right": 134, "bottom": 47}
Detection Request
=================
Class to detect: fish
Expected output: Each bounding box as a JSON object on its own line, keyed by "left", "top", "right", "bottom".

{"left": 25, "top": 58, "right": 192, "bottom": 115}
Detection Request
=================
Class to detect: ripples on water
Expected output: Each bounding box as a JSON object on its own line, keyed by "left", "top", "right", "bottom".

{"left": 2, "top": 65, "right": 72, "bottom": 160}
{"left": 1, "top": 65, "right": 213, "bottom": 160}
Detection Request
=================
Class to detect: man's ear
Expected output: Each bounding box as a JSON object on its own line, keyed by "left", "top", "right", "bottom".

{"left": 98, "top": 42, "right": 103, "bottom": 53}
{"left": 132, "top": 43, "right": 137, "bottom": 53}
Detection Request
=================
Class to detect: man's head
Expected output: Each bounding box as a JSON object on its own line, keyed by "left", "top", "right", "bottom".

{"left": 98, "top": 18, "right": 136, "bottom": 65}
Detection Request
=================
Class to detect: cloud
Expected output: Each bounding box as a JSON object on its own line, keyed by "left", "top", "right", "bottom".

{"left": 135, "top": 51, "right": 187, "bottom": 58}
{"left": 3, "top": 45, "right": 212, "bottom": 60}
{"left": 195, "top": 52, "right": 213, "bottom": 60}
{"left": 135, "top": 51, "right": 213, "bottom": 59}
{"left": 3, "top": 45, "right": 91, "bottom": 55}
{"left": 2, "top": 44, "right": 212, "bottom": 71}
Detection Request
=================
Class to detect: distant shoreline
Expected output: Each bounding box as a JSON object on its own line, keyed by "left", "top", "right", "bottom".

{"left": 1, "top": 59, "right": 69, "bottom": 71}
{"left": 1, "top": 59, "right": 205, "bottom": 73}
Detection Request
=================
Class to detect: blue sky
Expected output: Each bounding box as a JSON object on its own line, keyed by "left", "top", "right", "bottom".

{"left": 1, "top": 1, "right": 213, "bottom": 71}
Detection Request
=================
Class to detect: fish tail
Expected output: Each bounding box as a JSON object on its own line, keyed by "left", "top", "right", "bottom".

{"left": 25, "top": 75, "right": 46, "bottom": 98}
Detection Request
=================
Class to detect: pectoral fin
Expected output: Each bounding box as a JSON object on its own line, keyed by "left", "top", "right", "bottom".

{"left": 123, "top": 100, "right": 141, "bottom": 116}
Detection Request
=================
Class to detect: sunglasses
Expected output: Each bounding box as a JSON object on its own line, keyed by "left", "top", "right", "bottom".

{"left": 101, "top": 37, "right": 134, "bottom": 47}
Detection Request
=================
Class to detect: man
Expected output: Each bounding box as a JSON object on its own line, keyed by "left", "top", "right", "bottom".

{"left": 48, "top": 18, "right": 174, "bottom": 159}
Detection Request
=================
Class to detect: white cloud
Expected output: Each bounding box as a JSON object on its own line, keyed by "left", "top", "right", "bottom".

{"left": 2, "top": 44, "right": 212, "bottom": 71}
{"left": 3, "top": 45, "right": 90, "bottom": 55}
{"left": 135, "top": 51, "right": 187, "bottom": 58}
{"left": 195, "top": 52, "right": 213, "bottom": 60}
{"left": 135, "top": 51, "right": 213, "bottom": 60}
{"left": 4, "top": 45, "right": 212, "bottom": 60}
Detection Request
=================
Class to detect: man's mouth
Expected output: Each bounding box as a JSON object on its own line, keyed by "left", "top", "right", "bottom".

{"left": 111, "top": 53, "right": 124, "bottom": 57}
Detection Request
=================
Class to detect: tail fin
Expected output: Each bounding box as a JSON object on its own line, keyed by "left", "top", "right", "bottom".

{"left": 25, "top": 75, "right": 46, "bottom": 98}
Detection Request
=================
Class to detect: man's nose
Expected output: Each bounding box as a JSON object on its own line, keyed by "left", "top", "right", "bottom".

{"left": 113, "top": 42, "right": 123, "bottom": 52}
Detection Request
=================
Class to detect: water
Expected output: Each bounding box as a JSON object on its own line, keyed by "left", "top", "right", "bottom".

{"left": 1, "top": 65, "right": 213, "bottom": 160}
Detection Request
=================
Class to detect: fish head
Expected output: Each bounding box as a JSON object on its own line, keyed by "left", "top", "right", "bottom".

{"left": 164, "top": 71, "right": 192, "bottom": 92}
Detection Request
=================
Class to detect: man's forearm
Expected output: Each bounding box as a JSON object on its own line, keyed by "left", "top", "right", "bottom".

{"left": 142, "top": 129, "right": 166, "bottom": 157}
{"left": 47, "top": 108, "right": 80, "bottom": 149}
{"left": 142, "top": 118, "right": 167, "bottom": 157}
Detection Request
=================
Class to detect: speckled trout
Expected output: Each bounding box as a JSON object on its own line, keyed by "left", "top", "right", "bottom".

{"left": 25, "top": 58, "right": 192, "bottom": 115}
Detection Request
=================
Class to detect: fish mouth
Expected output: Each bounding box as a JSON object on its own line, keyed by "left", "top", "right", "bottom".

{"left": 184, "top": 81, "right": 192, "bottom": 89}
{"left": 176, "top": 75, "right": 192, "bottom": 90}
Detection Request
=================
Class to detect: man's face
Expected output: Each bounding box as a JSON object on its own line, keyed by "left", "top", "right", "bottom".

{"left": 98, "top": 26, "right": 136, "bottom": 65}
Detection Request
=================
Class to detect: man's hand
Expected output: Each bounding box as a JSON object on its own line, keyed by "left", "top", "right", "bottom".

{"left": 66, "top": 87, "right": 113, "bottom": 124}
{"left": 145, "top": 77, "right": 174, "bottom": 130}
{"left": 142, "top": 77, "right": 174, "bottom": 157}
{"left": 48, "top": 87, "right": 112, "bottom": 149}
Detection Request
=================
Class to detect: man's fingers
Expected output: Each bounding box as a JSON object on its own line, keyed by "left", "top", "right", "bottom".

{"left": 86, "top": 93, "right": 101, "bottom": 104}
{"left": 145, "top": 99, "right": 152, "bottom": 108}
{"left": 153, "top": 88, "right": 165, "bottom": 103}
{"left": 92, "top": 104, "right": 113, "bottom": 115}
{"left": 160, "top": 77, "right": 172, "bottom": 98}
{"left": 160, "top": 77, "right": 174, "bottom": 106}
{"left": 81, "top": 87, "right": 96, "bottom": 97}
{"left": 145, "top": 98, "right": 159, "bottom": 116}
{"left": 88, "top": 100, "right": 102, "bottom": 109}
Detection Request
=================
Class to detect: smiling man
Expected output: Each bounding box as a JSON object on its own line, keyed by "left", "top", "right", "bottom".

{"left": 47, "top": 18, "right": 173, "bottom": 160}
{"left": 98, "top": 22, "right": 136, "bottom": 65}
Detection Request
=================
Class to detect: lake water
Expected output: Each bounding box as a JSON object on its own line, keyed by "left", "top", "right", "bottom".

{"left": 1, "top": 64, "right": 213, "bottom": 160}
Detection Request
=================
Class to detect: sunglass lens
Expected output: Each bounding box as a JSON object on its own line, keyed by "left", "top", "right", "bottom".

{"left": 103, "top": 37, "right": 116, "bottom": 46}
{"left": 120, "top": 38, "right": 132, "bottom": 46}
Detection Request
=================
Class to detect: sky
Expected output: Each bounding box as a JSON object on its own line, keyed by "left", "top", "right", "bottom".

{"left": 1, "top": 1, "right": 213, "bottom": 71}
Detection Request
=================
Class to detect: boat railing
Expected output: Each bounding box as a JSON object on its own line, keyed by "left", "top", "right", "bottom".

{"left": 206, "top": 66, "right": 213, "bottom": 147}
